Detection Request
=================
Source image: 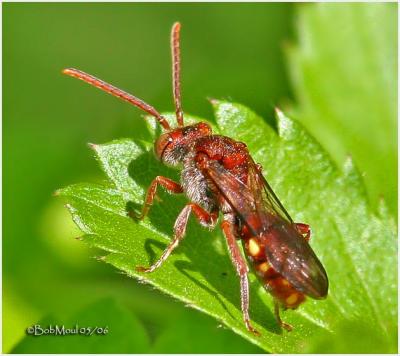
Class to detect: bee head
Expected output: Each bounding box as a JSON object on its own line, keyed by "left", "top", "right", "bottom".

{"left": 154, "top": 122, "right": 212, "bottom": 165}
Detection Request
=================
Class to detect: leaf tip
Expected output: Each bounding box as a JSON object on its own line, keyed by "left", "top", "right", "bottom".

{"left": 207, "top": 97, "right": 220, "bottom": 107}
{"left": 343, "top": 154, "right": 365, "bottom": 181}
{"left": 93, "top": 255, "right": 106, "bottom": 261}
{"left": 275, "top": 108, "right": 295, "bottom": 139}
{"left": 377, "top": 196, "right": 392, "bottom": 220}
{"left": 343, "top": 155, "right": 355, "bottom": 174}
{"left": 64, "top": 203, "right": 75, "bottom": 213}
{"left": 87, "top": 142, "right": 98, "bottom": 150}
{"left": 274, "top": 106, "right": 283, "bottom": 117}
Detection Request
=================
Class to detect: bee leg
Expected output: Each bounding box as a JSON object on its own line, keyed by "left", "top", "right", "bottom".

{"left": 295, "top": 223, "right": 311, "bottom": 242}
{"left": 274, "top": 300, "right": 293, "bottom": 332}
{"left": 131, "top": 176, "right": 183, "bottom": 220}
{"left": 221, "top": 217, "right": 261, "bottom": 336}
{"left": 136, "top": 203, "right": 217, "bottom": 273}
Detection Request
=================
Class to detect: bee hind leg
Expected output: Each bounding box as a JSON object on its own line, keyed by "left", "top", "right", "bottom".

{"left": 221, "top": 217, "right": 260, "bottom": 336}
{"left": 274, "top": 300, "right": 293, "bottom": 332}
{"left": 295, "top": 222, "right": 311, "bottom": 242}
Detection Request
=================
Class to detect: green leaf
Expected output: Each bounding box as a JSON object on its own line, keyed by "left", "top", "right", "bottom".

{"left": 58, "top": 102, "right": 396, "bottom": 353}
{"left": 12, "top": 298, "right": 150, "bottom": 353}
{"left": 150, "top": 309, "right": 263, "bottom": 353}
{"left": 287, "top": 3, "right": 397, "bottom": 215}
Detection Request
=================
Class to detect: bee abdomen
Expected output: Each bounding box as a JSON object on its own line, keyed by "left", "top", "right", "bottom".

{"left": 254, "top": 260, "right": 305, "bottom": 309}
{"left": 243, "top": 236, "right": 306, "bottom": 309}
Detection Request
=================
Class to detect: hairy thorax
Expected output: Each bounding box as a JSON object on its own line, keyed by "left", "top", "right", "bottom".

{"left": 181, "top": 135, "right": 250, "bottom": 213}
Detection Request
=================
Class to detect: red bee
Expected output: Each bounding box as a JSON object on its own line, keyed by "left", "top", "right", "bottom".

{"left": 63, "top": 22, "right": 328, "bottom": 335}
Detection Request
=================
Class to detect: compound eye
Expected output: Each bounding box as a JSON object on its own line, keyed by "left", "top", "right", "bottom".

{"left": 154, "top": 133, "right": 173, "bottom": 160}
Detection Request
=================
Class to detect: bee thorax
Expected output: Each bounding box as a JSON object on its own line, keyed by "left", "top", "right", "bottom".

{"left": 181, "top": 153, "right": 217, "bottom": 212}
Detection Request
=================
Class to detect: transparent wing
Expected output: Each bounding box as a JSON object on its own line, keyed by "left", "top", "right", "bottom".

{"left": 203, "top": 157, "right": 290, "bottom": 235}
{"left": 246, "top": 156, "right": 293, "bottom": 223}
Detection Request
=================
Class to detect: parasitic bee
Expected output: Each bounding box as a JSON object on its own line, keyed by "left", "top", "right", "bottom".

{"left": 63, "top": 22, "right": 328, "bottom": 335}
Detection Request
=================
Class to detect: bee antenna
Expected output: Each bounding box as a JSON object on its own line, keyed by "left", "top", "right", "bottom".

{"left": 171, "top": 22, "right": 184, "bottom": 127}
{"left": 62, "top": 68, "right": 171, "bottom": 131}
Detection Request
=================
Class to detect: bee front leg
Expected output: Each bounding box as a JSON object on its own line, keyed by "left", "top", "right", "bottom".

{"left": 132, "top": 176, "right": 183, "bottom": 220}
{"left": 136, "top": 203, "right": 217, "bottom": 273}
{"left": 221, "top": 216, "right": 260, "bottom": 336}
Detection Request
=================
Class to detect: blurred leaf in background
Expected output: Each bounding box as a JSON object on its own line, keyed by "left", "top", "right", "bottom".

{"left": 3, "top": 2, "right": 293, "bottom": 353}
{"left": 287, "top": 2, "right": 397, "bottom": 216}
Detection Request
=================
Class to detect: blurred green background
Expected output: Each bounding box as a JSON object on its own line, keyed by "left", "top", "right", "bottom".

{"left": 3, "top": 2, "right": 397, "bottom": 354}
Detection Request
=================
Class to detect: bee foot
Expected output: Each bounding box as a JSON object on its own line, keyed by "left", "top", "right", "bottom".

{"left": 280, "top": 321, "right": 293, "bottom": 332}
{"left": 135, "top": 266, "right": 152, "bottom": 273}
{"left": 128, "top": 210, "right": 144, "bottom": 220}
{"left": 245, "top": 321, "right": 261, "bottom": 336}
